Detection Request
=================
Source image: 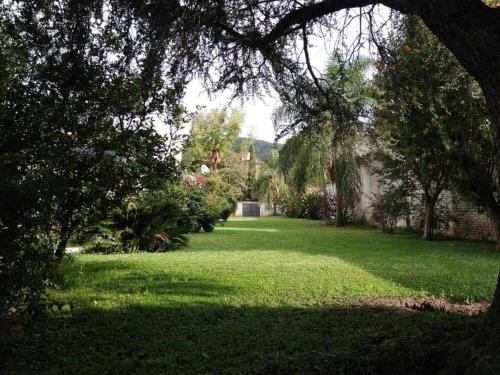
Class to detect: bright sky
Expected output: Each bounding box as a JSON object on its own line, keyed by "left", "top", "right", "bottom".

{"left": 181, "top": 38, "right": 331, "bottom": 143}
{"left": 182, "top": 80, "right": 282, "bottom": 143}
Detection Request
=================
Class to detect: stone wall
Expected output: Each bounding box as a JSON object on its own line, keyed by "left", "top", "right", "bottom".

{"left": 451, "top": 199, "right": 495, "bottom": 241}
{"left": 355, "top": 157, "right": 495, "bottom": 242}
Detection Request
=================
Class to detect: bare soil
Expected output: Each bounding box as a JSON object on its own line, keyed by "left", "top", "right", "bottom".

{"left": 360, "top": 296, "right": 490, "bottom": 315}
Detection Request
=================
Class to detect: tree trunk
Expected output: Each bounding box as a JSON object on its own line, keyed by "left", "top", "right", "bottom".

{"left": 472, "top": 271, "right": 500, "bottom": 369}
{"left": 485, "top": 202, "right": 500, "bottom": 251}
{"left": 273, "top": 202, "right": 277, "bottom": 216}
{"left": 406, "top": 213, "right": 411, "bottom": 229}
{"left": 49, "top": 219, "right": 73, "bottom": 276}
{"left": 322, "top": 186, "right": 329, "bottom": 221}
{"left": 49, "top": 235, "right": 69, "bottom": 277}
{"left": 336, "top": 189, "right": 345, "bottom": 227}
{"left": 54, "top": 237, "right": 68, "bottom": 263}
{"left": 422, "top": 197, "right": 436, "bottom": 241}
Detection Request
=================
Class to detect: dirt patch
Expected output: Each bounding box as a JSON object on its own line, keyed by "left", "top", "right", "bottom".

{"left": 360, "top": 297, "right": 490, "bottom": 315}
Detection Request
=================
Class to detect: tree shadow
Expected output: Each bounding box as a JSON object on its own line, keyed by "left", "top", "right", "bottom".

{"left": 2, "top": 302, "right": 485, "bottom": 374}
{"left": 198, "top": 219, "right": 500, "bottom": 301}
{"left": 55, "top": 258, "right": 237, "bottom": 299}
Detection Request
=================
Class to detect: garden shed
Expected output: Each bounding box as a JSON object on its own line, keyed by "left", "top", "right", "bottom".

{"left": 234, "top": 201, "right": 274, "bottom": 217}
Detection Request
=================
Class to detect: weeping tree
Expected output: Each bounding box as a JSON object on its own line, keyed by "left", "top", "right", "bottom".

{"left": 275, "top": 55, "right": 369, "bottom": 226}
{"left": 278, "top": 129, "right": 361, "bottom": 226}
{"left": 252, "top": 150, "right": 286, "bottom": 215}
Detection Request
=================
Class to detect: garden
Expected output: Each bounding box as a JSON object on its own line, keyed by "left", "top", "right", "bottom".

{"left": 2, "top": 1, "right": 500, "bottom": 374}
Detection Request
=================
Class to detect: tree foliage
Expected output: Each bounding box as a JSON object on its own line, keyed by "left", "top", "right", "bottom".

{"left": 183, "top": 108, "right": 243, "bottom": 172}
{"left": 0, "top": 0, "right": 186, "bottom": 316}
{"left": 372, "top": 17, "right": 490, "bottom": 240}
{"left": 253, "top": 150, "right": 286, "bottom": 215}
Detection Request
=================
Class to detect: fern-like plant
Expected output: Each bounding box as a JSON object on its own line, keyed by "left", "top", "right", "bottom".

{"left": 104, "top": 199, "right": 188, "bottom": 252}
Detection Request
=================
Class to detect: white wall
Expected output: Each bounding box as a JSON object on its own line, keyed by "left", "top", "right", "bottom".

{"left": 355, "top": 160, "right": 379, "bottom": 222}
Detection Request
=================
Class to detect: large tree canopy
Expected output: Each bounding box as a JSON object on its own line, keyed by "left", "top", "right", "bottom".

{"left": 2, "top": 0, "right": 500, "bottom": 370}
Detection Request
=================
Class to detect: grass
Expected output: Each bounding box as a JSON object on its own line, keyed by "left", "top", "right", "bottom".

{"left": 4, "top": 217, "right": 500, "bottom": 374}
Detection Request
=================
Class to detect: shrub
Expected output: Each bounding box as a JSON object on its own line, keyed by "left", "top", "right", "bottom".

{"left": 299, "top": 191, "right": 324, "bottom": 220}
{"left": 83, "top": 237, "right": 122, "bottom": 254}
{"left": 0, "top": 231, "right": 55, "bottom": 317}
{"left": 178, "top": 187, "right": 221, "bottom": 232}
{"left": 174, "top": 176, "right": 237, "bottom": 232}
{"left": 93, "top": 193, "right": 189, "bottom": 252}
{"left": 371, "top": 189, "right": 410, "bottom": 233}
{"left": 278, "top": 193, "right": 302, "bottom": 218}
{"left": 280, "top": 190, "right": 355, "bottom": 224}
{"left": 319, "top": 190, "right": 355, "bottom": 225}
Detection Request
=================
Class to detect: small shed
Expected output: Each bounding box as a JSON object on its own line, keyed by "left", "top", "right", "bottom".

{"left": 234, "top": 201, "right": 275, "bottom": 217}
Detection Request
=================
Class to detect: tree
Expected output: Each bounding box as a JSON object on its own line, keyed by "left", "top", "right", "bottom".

{"left": 153, "top": 1, "right": 499, "bottom": 364}
{"left": 374, "top": 17, "right": 496, "bottom": 245}
{"left": 236, "top": 136, "right": 259, "bottom": 199}
{"left": 185, "top": 108, "right": 243, "bottom": 173}
{"left": 275, "top": 55, "right": 369, "bottom": 226}
{"left": 0, "top": 0, "right": 186, "bottom": 315}
{"left": 4, "top": 0, "right": 500, "bottom": 366}
{"left": 278, "top": 129, "right": 361, "bottom": 226}
{"left": 216, "top": 150, "right": 248, "bottom": 201}
{"left": 253, "top": 150, "right": 286, "bottom": 215}
{"left": 372, "top": 18, "right": 456, "bottom": 240}
{"left": 246, "top": 142, "right": 258, "bottom": 199}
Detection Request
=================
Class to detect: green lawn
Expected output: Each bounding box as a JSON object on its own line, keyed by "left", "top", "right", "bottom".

{"left": 4, "top": 217, "right": 500, "bottom": 374}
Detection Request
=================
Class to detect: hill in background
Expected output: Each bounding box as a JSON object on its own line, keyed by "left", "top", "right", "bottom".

{"left": 232, "top": 137, "right": 276, "bottom": 161}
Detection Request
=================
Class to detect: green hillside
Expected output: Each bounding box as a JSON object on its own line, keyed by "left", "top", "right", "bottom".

{"left": 232, "top": 137, "right": 275, "bottom": 161}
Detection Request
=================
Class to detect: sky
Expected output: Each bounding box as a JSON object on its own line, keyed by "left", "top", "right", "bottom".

{"left": 181, "top": 37, "right": 332, "bottom": 143}
{"left": 179, "top": 6, "right": 391, "bottom": 143}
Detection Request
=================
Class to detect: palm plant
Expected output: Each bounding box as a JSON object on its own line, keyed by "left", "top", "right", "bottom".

{"left": 104, "top": 199, "right": 188, "bottom": 252}
{"left": 252, "top": 150, "right": 285, "bottom": 215}
{"left": 274, "top": 55, "right": 370, "bottom": 226}
{"left": 278, "top": 128, "right": 361, "bottom": 226}
{"left": 189, "top": 108, "right": 243, "bottom": 173}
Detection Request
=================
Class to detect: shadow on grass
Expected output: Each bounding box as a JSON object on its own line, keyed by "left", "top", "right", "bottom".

{"left": 195, "top": 220, "right": 500, "bottom": 301}
{"left": 56, "top": 259, "right": 237, "bottom": 298}
{"left": 1, "top": 302, "right": 484, "bottom": 374}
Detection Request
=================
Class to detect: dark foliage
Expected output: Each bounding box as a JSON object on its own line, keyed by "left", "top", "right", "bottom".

{"left": 0, "top": 2, "right": 185, "bottom": 314}
{"left": 102, "top": 196, "right": 188, "bottom": 252}
{"left": 83, "top": 237, "right": 123, "bottom": 255}
{"left": 281, "top": 190, "right": 354, "bottom": 224}
{"left": 0, "top": 231, "right": 54, "bottom": 317}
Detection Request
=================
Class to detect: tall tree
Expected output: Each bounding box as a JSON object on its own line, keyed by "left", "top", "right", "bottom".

{"left": 253, "top": 150, "right": 286, "bottom": 215}
{"left": 279, "top": 129, "right": 361, "bottom": 226}
{"left": 5, "top": 0, "right": 500, "bottom": 365}
{"left": 184, "top": 108, "right": 243, "bottom": 173}
{"left": 373, "top": 18, "right": 455, "bottom": 240}
{"left": 238, "top": 136, "right": 259, "bottom": 199}
{"left": 246, "top": 142, "right": 258, "bottom": 199}
{"left": 0, "top": 0, "right": 187, "bottom": 314}
{"left": 275, "top": 55, "right": 370, "bottom": 226}
{"left": 374, "top": 17, "right": 495, "bottom": 243}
